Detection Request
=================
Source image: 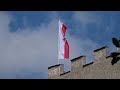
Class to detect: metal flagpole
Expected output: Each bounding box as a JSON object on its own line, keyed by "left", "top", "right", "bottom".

{"left": 58, "top": 33, "right": 59, "bottom": 65}
{"left": 58, "top": 19, "right": 60, "bottom": 65}
{"left": 58, "top": 19, "right": 60, "bottom": 75}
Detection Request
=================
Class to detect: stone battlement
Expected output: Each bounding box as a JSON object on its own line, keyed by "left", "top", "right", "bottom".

{"left": 48, "top": 40, "right": 120, "bottom": 79}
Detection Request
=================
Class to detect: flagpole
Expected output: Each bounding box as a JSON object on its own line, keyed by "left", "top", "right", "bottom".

{"left": 58, "top": 19, "right": 60, "bottom": 75}
{"left": 58, "top": 19, "right": 60, "bottom": 65}
{"left": 58, "top": 33, "right": 60, "bottom": 64}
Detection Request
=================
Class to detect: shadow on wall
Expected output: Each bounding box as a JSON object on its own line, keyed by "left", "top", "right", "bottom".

{"left": 110, "top": 52, "right": 120, "bottom": 65}
{"left": 111, "top": 38, "right": 120, "bottom": 65}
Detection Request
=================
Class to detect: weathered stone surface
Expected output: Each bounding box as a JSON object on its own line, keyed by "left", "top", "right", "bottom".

{"left": 71, "top": 56, "right": 86, "bottom": 71}
{"left": 48, "top": 64, "right": 64, "bottom": 79}
{"left": 48, "top": 41, "right": 120, "bottom": 79}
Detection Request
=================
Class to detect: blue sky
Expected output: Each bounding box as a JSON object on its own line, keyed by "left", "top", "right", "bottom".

{"left": 0, "top": 11, "right": 120, "bottom": 79}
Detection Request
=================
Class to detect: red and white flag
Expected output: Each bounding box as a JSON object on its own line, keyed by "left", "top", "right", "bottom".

{"left": 58, "top": 20, "right": 69, "bottom": 60}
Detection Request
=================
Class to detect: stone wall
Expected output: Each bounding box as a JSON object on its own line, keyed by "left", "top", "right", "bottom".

{"left": 48, "top": 41, "right": 120, "bottom": 79}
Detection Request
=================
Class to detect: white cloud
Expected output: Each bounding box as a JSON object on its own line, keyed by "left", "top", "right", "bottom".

{"left": 0, "top": 11, "right": 114, "bottom": 78}
{"left": 72, "top": 11, "right": 118, "bottom": 63}
{"left": 0, "top": 12, "right": 84, "bottom": 78}
{"left": 73, "top": 11, "right": 102, "bottom": 29}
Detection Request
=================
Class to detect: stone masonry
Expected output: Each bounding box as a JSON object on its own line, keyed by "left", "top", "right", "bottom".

{"left": 48, "top": 40, "right": 120, "bottom": 79}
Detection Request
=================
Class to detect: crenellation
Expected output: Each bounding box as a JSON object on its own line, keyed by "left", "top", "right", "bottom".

{"left": 94, "top": 46, "right": 108, "bottom": 64}
{"left": 48, "top": 64, "right": 64, "bottom": 78}
{"left": 60, "top": 71, "right": 70, "bottom": 76}
{"left": 83, "top": 62, "right": 94, "bottom": 67}
{"left": 71, "top": 56, "right": 86, "bottom": 71}
{"left": 48, "top": 39, "right": 120, "bottom": 79}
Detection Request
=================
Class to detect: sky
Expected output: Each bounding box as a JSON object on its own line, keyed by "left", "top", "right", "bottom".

{"left": 0, "top": 11, "right": 120, "bottom": 79}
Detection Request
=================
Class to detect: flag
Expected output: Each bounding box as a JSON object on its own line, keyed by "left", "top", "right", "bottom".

{"left": 58, "top": 20, "right": 69, "bottom": 59}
